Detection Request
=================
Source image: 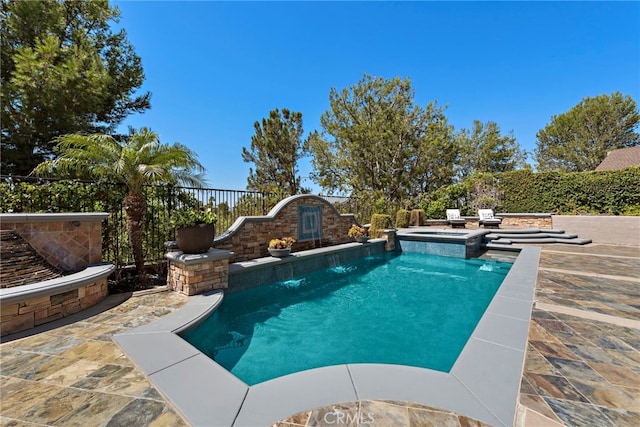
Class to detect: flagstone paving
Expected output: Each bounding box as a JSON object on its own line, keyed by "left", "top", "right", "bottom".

{"left": 1, "top": 292, "right": 190, "bottom": 426}
{"left": 1, "top": 243, "right": 638, "bottom": 426}
{"left": 516, "top": 243, "right": 640, "bottom": 427}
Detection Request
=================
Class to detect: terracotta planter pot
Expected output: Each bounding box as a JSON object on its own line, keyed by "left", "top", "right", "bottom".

{"left": 175, "top": 223, "right": 214, "bottom": 254}
{"left": 268, "top": 248, "right": 291, "bottom": 258}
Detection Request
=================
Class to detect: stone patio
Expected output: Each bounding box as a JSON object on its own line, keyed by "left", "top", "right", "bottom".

{"left": 1, "top": 243, "right": 638, "bottom": 426}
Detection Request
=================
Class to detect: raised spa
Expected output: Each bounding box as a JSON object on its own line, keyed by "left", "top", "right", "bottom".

{"left": 396, "top": 228, "right": 487, "bottom": 258}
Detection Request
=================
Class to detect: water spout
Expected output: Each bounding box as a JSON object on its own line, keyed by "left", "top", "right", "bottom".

{"left": 326, "top": 253, "right": 341, "bottom": 267}
{"left": 275, "top": 263, "right": 294, "bottom": 281}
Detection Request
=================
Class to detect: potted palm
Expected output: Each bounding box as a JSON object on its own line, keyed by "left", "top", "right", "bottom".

{"left": 348, "top": 224, "right": 369, "bottom": 243}
{"left": 170, "top": 207, "right": 217, "bottom": 254}
{"left": 268, "top": 237, "right": 295, "bottom": 257}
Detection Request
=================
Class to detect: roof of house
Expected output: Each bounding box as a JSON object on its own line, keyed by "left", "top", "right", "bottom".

{"left": 595, "top": 146, "right": 640, "bottom": 171}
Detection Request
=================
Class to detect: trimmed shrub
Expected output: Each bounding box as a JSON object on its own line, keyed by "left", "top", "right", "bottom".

{"left": 395, "top": 209, "right": 410, "bottom": 228}
{"left": 409, "top": 209, "right": 425, "bottom": 226}
{"left": 369, "top": 213, "right": 392, "bottom": 238}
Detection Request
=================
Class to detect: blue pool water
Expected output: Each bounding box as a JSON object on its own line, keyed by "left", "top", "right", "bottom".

{"left": 181, "top": 252, "right": 512, "bottom": 385}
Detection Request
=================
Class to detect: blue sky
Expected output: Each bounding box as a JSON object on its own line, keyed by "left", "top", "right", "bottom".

{"left": 114, "top": 1, "right": 640, "bottom": 192}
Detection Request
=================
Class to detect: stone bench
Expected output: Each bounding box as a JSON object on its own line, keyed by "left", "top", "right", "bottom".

{"left": 0, "top": 263, "right": 115, "bottom": 337}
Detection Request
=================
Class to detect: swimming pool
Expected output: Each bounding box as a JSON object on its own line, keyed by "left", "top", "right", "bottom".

{"left": 181, "top": 251, "right": 512, "bottom": 385}
{"left": 115, "top": 244, "right": 539, "bottom": 426}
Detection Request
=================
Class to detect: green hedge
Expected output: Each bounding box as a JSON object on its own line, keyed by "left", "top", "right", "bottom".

{"left": 497, "top": 167, "right": 640, "bottom": 215}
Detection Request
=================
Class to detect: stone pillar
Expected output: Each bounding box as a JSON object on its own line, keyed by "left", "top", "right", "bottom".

{"left": 381, "top": 229, "right": 397, "bottom": 252}
{"left": 165, "top": 249, "right": 233, "bottom": 296}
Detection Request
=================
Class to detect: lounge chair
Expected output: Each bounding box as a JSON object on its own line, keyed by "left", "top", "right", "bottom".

{"left": 446, "top": 209, "right": 466, "bottom": 228}
{"left": 478, "top": 209, "right": 502, "bottom": 228}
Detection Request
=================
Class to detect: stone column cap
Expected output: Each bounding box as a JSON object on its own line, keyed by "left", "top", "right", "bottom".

{"left": 165, "top": 248, "right": 233, "bottom": 266}
{"left": 0, "top": 212, "right": 109, "bottom": 223}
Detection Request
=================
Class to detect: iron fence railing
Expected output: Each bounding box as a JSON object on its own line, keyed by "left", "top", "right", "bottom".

{"left": 0, "top": 175, "right": 372, "bottom": 271}
{"left": 0, "top": 175, "right": 288, "bottom": 270}
{"left": 171, "top": 185, "right": 288, "bottom": 234}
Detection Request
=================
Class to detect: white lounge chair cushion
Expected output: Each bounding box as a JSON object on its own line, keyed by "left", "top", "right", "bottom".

{"left": 446, "top": 209, "right": 462, "bottom": 220}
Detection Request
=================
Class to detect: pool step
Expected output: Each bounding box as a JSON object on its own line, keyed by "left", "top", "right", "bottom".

{"left": 482, "top": 228, "right": 592, "bottom": 246}
{"left": 485, "top": 232, "right": 578, "bottom": 240}
{"left": 486, "top": 228, "right": 567, "bottom": 235}
{"left": 489, "top": 237, "right": 592, "bottom": 245}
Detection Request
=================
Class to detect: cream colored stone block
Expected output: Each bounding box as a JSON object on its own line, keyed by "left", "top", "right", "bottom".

{"left": 1, "top": 313, "right": 34, "bottom": 336}
{"left": 18, "top": 300, "right": 52, "bottom": 315}
{"left": 1, "top": 303, "right": 20, "bottom": 316}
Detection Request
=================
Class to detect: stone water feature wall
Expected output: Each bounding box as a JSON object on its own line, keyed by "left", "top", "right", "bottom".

{"left": 165, "top": 195, "right": 368, "bottom": 296}
{"left": 0, "top": 213, "right": 105, "bottom": 272}
{"left": 213, "top": 195, "right": 360, "bottom": 263}
{"left": 0, "top": 213, "right": 111, "bottom": 337}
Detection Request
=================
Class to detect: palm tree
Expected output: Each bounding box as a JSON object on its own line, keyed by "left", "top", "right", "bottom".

{"left": 33, "top": 127, "right": 206, "bottom": 277}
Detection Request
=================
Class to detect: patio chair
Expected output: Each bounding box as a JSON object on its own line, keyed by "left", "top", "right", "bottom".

{"left": 478, "top": 209, "right": 502, "bottom": 228}
{"left": 446, "top": 209, "right": 466, "bottom": 228}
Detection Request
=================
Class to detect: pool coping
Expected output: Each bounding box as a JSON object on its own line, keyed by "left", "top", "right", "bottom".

{"left": 397, "top": 227, "right": 487, "bottom": 238}
{"left": 114, "top": 245, "right": 540, "bottom": 427}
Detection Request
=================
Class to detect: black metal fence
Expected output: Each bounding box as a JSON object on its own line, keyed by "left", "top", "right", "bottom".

{"left": 0, "top": 176, "right": 371, "bottom": 271}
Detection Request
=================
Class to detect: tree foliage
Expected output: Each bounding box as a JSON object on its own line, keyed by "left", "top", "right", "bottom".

{"left": 456, "top": 120, "right": 528, "bottom": 180}
{"left": 309, "top": 74, "right": 456, "bottom": 210}
{"left": 34, "top": 129, "right": 205, "bottom": 191}
{"left": 1, "top": 0, "right": 150, "bottom": 175}
{"left": 33, "top": 128, "right": 205, "bottom": 276}
{"left": 535, "top": 92, "right": 640, "bottom": 172}
{"left": 410, "top": 104, "right": 458, "bottom": 196}
{"left": 241, "top": 108, "right": 310, "bottom": 195}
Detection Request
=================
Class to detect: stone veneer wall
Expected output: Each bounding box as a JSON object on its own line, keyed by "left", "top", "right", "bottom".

{"left": 1, "top": 279, "right": 108, "bottom": 336}
{"left": 213, "top": 195, "right": 359, "bottom": 263}
{"left": 497, "top": 214, "right": 552, "bottom": 229}
{"left": 0, "top": 213, "right": 106, "bottom": 272}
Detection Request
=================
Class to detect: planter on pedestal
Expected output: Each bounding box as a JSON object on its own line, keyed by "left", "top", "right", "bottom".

{"left": 175, "top": 223, "right": 214, "bottom": 254}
